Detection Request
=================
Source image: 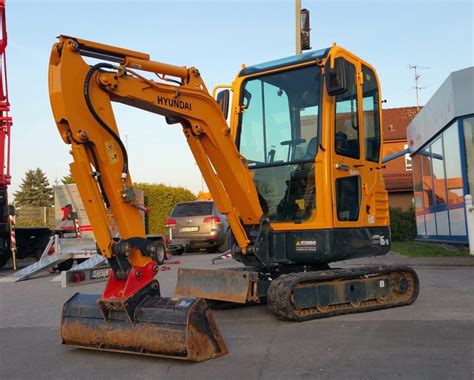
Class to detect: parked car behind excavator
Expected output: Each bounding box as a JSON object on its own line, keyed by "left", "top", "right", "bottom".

{"left": 166, "top": 200, "right": 230, "bottom": 254}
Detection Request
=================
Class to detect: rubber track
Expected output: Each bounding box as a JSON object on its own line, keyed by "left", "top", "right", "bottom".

{"left": 267, "top": 265, "right": 419, "bottom": 321}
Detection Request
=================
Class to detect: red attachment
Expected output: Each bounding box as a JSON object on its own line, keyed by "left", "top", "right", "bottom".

{"left": 160, "top": 265, "right": 171, "bottom": 271}
{"left": 167, "top": 260, "right": 181, "bottom": 265}
{"left": 165, "top": 218, "right": 176, "bottom": 227}
{"left": 204, "top": 216, "right": 221, "bottom": 223}
{"left": 47, "top": 246, "right": 55, "bottom": 255}
{"left": 102, "top": 261, "right": 158, "bottom": 301}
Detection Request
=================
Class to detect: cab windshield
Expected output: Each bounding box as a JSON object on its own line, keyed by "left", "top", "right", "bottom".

{"left": 238, "top": 65, "right": 321, "bottom": 222}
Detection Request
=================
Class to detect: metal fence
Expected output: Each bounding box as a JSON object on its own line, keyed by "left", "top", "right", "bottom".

{"left": 15, "top": 205, "right": 55, "bottom": 228}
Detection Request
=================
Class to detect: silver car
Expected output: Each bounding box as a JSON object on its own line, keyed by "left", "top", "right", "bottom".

{"left": 166, "top": 200, "right": 230, "bottom": 254}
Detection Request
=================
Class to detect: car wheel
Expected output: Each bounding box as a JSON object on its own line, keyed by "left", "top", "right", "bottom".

{"left": 150, "top": 240, "right": 166, "bottom": 264}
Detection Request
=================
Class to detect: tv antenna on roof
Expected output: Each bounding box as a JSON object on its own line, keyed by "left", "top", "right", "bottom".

{"left": 409, "top": 64, "right": 429, "bottom": 110}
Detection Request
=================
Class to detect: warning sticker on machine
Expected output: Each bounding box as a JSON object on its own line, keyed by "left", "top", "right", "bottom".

{"left": 295, "top": 239, "right": 317, "bottom": 252}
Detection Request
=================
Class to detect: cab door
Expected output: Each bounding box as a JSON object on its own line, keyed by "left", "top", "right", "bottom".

{"left": 330, "top": 55, "right": 365, "bottom": 228}
{"left": 359, "top": 64, "right": 384, "bottom": 227}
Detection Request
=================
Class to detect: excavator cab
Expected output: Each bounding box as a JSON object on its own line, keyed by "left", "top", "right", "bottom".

{"left": 218, "top": 47, "right": 391, "bottom": 268}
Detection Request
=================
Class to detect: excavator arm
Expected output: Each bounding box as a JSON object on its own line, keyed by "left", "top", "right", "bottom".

{"left": 49, "top": 36, "right": 263, "bottom": 287}
{"left": 49, "top": 35, "right": 268, "bottom": 360}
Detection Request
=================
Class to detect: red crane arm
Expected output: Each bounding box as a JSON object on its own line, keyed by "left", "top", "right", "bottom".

{"left": 0, "top": 0, "right": 11, "bottom": 190}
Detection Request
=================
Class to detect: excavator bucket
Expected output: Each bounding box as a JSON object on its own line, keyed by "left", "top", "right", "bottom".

{"left": 61, "top": 293, "right": 228, "bottom": 361}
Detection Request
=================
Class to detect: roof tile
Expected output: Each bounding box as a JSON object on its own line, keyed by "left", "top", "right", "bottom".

{"left": 382, "top": 107, "right": 421, "bottom": 141}
{"left": 383, "top": 171, "right": 413, "bottom": 191}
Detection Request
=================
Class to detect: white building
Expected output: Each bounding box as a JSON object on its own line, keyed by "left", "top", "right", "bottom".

{"left": 407, "top": 67, "right": 473, "bottom": 244}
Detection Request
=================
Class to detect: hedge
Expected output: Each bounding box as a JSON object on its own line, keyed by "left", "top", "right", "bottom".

{"left": 389, "top": 206, "right": 417, "bottom": 242}
{"left": 134, "top": 183, "right": 195, "bottom": 235}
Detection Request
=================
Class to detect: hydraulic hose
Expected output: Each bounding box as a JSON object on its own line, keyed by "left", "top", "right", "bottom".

{"left": 84, "top": 63, "right": 129, "bottom": 178}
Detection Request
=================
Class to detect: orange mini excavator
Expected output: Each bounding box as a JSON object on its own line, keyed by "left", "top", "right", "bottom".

{"left": 49, "top": 36, "right": 419, "bottom": 361}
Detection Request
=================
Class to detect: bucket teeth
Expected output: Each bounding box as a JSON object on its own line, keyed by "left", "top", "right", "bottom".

{"left": 61, "top": 293, "right": 228, "bottom": 361}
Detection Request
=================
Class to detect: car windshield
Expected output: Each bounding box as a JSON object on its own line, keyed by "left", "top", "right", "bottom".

{"left": 171, "top": 202, "right": 213, "bottom": 217}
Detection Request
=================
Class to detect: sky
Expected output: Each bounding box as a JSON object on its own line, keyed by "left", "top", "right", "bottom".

{"left": 5, "top": 0, "right": 473, "bottom": 195}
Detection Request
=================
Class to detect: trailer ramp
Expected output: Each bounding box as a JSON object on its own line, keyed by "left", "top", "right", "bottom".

{"left": 0, "top": 235, "right": 97, "bottom": 282}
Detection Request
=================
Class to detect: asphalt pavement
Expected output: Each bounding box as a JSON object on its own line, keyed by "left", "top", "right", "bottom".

{"left": 0, "top": 252, "right": 473, "bottom": 379}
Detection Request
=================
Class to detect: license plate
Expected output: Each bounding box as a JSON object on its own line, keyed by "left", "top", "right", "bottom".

{"left": 91, "top": 268, "right": 109, "bottom": 279}
{"left": 180, "top": 226, "right": 199, "bottom": 232}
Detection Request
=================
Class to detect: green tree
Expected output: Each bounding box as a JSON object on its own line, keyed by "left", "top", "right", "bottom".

{"left": 14, "top": 168, "right": 54, "bottom": 207}
{"left": 61, "top": 169, "right": 75, "bottom": 184}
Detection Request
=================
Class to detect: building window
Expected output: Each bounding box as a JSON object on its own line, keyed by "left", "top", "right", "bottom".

{"left": 443, "top": 123, "right": 464, "bottom": 205}
{"left": 421, "top": 147, "right": 434, "bottom": 207}
{"left": 404, "top": 144, "right": 412, "bottom": 171}
{"left": 463, "top": 117, "right": 474, "bottom": 194}
{"left": 412, "top": 120, "right": 469, "bottom": 241}
{"left": 412, "top": 154, "right": 423, "bottom": 209}
{"left": 431, "top": 137, "right": 447, "bottom": 205}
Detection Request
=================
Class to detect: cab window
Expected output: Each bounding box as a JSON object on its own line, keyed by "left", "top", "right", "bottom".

{"left": 336, "top": 176, "right": 361, "bottom": 221}
{"left": 239, "top": 65, "right": 321, "bottom": 166}
{"left": 334, "top": 62, "right": 359, "bottom": 159}
{"left": 362, "top": 65, "right": 381, "bottom": 162}
{"left": 238, "top": 65, "right": 321, "bottom": 222}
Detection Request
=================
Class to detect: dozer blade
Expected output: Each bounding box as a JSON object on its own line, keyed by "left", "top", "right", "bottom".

{"left": 61, "top": 293, "right": 228, "bottom": 361}
{"left": 175, "top": 267, "right": 263, "bottom": 304}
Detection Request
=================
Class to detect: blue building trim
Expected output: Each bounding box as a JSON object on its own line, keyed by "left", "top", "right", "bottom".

{"left": 415, "top": 202, "right": 464, "bottom": 216}
{"left": 416, "top": 234, "right": 468, "bottom": 244}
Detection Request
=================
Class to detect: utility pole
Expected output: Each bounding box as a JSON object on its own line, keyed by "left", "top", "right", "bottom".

{"left": 295, "top": 0, "right": 302, "bottom": 54}
{"left": 295, "top": 0, "right": 311, "bottom": 55}
{"left": 409, "top": 64, "right": 428, "bottom": 110}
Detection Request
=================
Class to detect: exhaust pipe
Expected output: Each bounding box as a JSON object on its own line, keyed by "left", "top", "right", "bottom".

{"left": 61, "top": 293, "right": 228, "bottom": 361}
